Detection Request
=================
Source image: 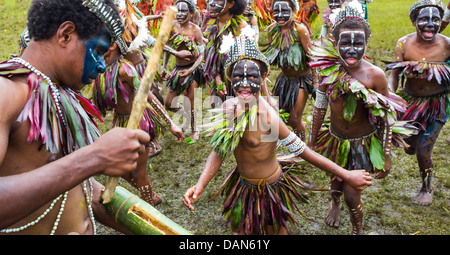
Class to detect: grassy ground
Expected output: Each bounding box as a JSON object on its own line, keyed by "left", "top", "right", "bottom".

{"left": 1, "top": 0, "right": 448, "bottom": 235}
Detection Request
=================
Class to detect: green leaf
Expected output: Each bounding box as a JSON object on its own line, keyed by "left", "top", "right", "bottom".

{"left": 343, "top": 94, "right": 357, "bottom": 122}
{"left": 339, "top": 140, "right": 350, "bottom": 167}
{"left": 184, "top": 137, "right": 197, "bottom": 144}
{"left": 370, "top": 135, "right": 385, "bottom": 170}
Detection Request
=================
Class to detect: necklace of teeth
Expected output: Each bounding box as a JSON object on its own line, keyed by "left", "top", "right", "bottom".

{"left": 10, "top": 57, "right": 67, "bottom": 127}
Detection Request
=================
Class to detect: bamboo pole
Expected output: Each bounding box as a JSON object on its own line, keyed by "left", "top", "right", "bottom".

{"left": 103, "top": 186, "right": 192, "bottom": 235}
{"left": 102, "top": 6, "right": 177, "bottom": 204}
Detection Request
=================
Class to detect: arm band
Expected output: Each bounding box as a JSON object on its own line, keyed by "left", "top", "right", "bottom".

{"left": 314, "top": 89, "right": 328, "bottom": 109}
{"left": 280, "top": 131, "right": 306, "bottom": 156}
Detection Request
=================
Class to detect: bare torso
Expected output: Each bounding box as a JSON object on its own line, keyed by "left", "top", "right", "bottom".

{"left": 328, "top": 60, "right": 385, "bottom": 138}
{"left": 231, "top": 99, "right": 281, "bottom": 185}
{"left": 0, "top": 76, "right": 94, "bottom": 234}
{"left": 400, "top": 33, "right": 450, "bottom": 97}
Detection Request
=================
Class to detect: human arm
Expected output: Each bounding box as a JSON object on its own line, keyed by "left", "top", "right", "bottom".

{"left": 308, "top": 84, "right": 328, "bottom": 148}
{"left": 147, "top": 92, "right": 184, "bottom": 142}
{"left": 372, "top": 69, "right": 392, "bottom": 178}
{"left": 388, "top": 38, "right": 405, "bottom": 92}
{"left": 264, "top": 101, "right": 372, "bottom": 190}
{"left": 0, "top": 127, "right": 150, "bottom": 229}
{"left": 440, "top": 1, "right": 450, "bottom": 32}
{"left": 182, "top": 150, "right": 224, "bottom": 210}
{"left": 179, "top": 27, "right": 205, "bottom": 77}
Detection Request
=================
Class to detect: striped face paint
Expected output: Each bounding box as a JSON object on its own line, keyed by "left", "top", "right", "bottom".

{"left": 273, "top": 2, "right": 292, "bottom": 25}
{"left": 337, "top": 30, "right": 366, "bottom": 67}
{"left": 416, "top": 6, "right": 441, "bottom": 41}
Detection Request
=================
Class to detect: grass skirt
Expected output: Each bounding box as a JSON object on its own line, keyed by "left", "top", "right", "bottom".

{"left": 398, "top": 90, "right": 449, "bottom": 132}
{"left": 113, "top": 108, "right": 163, "bottom": 142}
{"left": 166, "top": 63, "right": 204, "bottom": 95}
{"left": 209, "top": 166, "right": 316, "bottom": 235}
{"left": 314, "top": 123, "right": 382, "bottom": 173}
{"left": 272, "top": 72, "right": 313, "bottom": 113}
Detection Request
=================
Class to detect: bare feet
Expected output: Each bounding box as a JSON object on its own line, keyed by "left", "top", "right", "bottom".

{"left": 148, "top": 141, "right": 162, "bottom": 158}
{"left": 190, "top": 131, "right": 200, "bottom": 141}
{"left": 151, "top": 192, "right": 162, "bottom": 206}
{"left": 413, "top": 188, "right": 433, "bottom": 206}
{"left": 325, "top": 200, "right": 341, "bottom": 228}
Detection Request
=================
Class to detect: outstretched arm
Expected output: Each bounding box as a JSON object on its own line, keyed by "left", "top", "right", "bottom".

{"left": 147, "top": 92, "right": 184, "bottom": 141}
{"left": 388, "top": 38, "right": 405, "bottom": 92}
{"left": 263, "top": 99, "right": 372, "bottom": 190}
{"left": 183, "top": 150, "right": 223, "bottom": 210}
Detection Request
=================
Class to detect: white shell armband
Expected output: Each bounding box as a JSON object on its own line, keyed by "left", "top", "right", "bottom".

{"left": 279, "top": 131, "right": 306, "bottom": 156}
{"left": 314, "top": 89, "right": 328, "bottom": 109}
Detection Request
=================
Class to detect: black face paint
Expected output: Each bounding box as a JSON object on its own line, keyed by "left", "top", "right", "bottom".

{"left": 176, "top": 2, "right": 190, "bottom": 23}
{"left": 338, "top": 30, "right": 366, "bottom": 67}
{"left": 416, "top": 6, "right": 441, "bottom": 41}
{"left": 327, "top": 0, "right": 340, "bottom": 9}
{"left": 273, "top": 2, "right": 292, "bottom": 25}
{"left": 207, "top": 0, "right": 226, "bottom": 15}
{"left": 232, "top": 60, "right": 261, "bottom": 101}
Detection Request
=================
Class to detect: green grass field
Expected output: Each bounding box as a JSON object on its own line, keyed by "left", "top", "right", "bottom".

{"left": 0, "top": 0, "right": 448, "bottom": 235}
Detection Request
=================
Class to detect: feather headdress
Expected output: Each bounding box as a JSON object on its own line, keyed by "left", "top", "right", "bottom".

{"left": 117, "top": 0, "right": 156, "bottom": 53}
{"left": 222, "top": 27, "right": 269, "bottom": 80}
{"left": 330, "top": 0, "right": 371, "bottom": 39}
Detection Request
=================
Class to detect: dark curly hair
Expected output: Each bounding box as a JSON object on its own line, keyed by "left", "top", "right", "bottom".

{"left": 27, "top": 0, "right": 119, "bottom": 41}
{"left": 228, "top": 0, "right": 246, "bottom": 15}
{"left": 332, "top": 18, "right": 371, "bottom": 43}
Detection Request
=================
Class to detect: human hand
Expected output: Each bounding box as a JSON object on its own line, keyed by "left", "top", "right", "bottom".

{"left": 179, "top": 68, "right": 193, "bottom": 77}
{"left": 170, "top": 124, "right": 185, "bottom": 142}
{"left": 176, "top": 50, "right": 193, "bottom": 61}
{"left": 182, "top": 185, "right": 204, "bottom": 211}
{"left": 374, "top": 156, "right": 391, "bottom": 179}
{"left": 344, "top": 169, "right": 373, "bottom": 191}
{"left": 92, "top": 128, "right": 150, "bottom": 176}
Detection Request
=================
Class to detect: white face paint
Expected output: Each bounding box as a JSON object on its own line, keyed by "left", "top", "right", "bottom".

{"left": 273, "top": 2, "right": 293, "bottom": 25}
{"left": 416, "top": 6, "right": 442, "bottom": 41}
{"left": 337, "top": 30, "right": 366, "bottom": 67}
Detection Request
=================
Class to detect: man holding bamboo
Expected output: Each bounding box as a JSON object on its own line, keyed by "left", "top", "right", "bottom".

{"left": 0, "top": 0, "right": 148, "bottom": 235}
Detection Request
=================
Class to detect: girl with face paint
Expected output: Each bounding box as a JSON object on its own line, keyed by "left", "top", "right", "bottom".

{"left": 163, "top": 0, "right": 205, "bottom": 141}
{"left": 262, "top": 0, "right": 319, "bottom": 142}
{"left": 183, "top": 35, "right": 373, "bottom": 235}
{"left": 203, "top": 0, "right": 248, "bottom": 106}
{"left": 386, "top": 0, "right": 450, "bottom": 206}
{"left": 309, "top": 1, "right": 415, "bottom": 235}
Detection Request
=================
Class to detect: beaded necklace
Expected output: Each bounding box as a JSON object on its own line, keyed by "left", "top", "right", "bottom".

{"left": 0, "top": 58, "right": 97, "bottom": 234}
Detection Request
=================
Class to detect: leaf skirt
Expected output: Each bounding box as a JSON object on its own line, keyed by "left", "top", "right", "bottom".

{"left": 209, "top": 166, "right": 316, "bottom": 235}
{"left": 113, "top": 108, "right": 164, "bottom": 143}
{"left": 313, "top": 122, "right": 383, "bottom": 173}
{"left": 272, "top": 72, "right": 313, "bottom": 113}
{"left": 398, "top": 90, "right": 449, "bottom": 132}
{"left": 166, "top": 63, "right": 204, "bottom": 95}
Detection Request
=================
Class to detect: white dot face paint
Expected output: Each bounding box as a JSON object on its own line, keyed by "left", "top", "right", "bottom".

{"left": 273, "top": 2, "right": 292, "bottom": 25}
{"left": 416, "top": 6, "right": 441, "bottom": 41}
{"left": 232, "top": 60, "right": 262, "bottom": 101}
{"left": 337, "top": 30, "right": 366, "bottom": 67}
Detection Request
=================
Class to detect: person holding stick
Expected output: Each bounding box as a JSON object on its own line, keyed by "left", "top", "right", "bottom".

{"left": 0, "top": 0, "right": 149, "bottom": 235}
